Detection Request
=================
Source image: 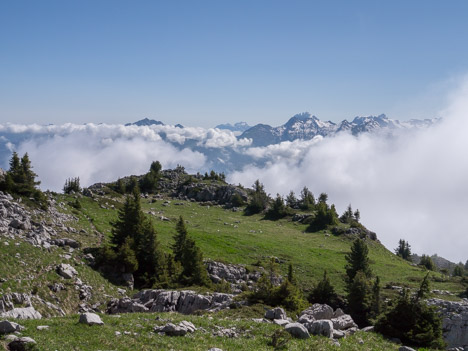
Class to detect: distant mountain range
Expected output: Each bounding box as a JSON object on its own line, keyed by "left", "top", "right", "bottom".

{"left": 126, "top": 118, "right": 183, "bottom": 128}
{"left": 215, "top": 122, "right": 252, "bottom": 133}
{"left": 236, "top": 112, "right": 440, "bottom": 147}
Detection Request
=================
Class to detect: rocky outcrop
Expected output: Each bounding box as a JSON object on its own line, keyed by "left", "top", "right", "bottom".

{"left": 56, "top": 263, "right": 78, "bottom": 279}
{"left": 0, "top": 306, "right": 42, "bottom": 320}
{"left": 79, "top": 312, "right": 104, "bottom": 326}
{"left": 0, "top": 320, "right": 24, "bottom": 334}
{"left": 331, "top": 226, "right": 378, "bottom": 241}
{"left": 292, "top": 304, "right": 357, "bottom": 339}
{"left": 285, "top": 322, "right": 310, "bottom": 339}
{"left": 177, "top": 183, "right": 248, "bottom": 206}
{"left": 426, "top": 298, "right": 468, "bottom": 349}
{"left": 107, "top": 289, "right": 234, "bottom": 315}
{"left": 0, "top": 191, "right": 78, "bottom": 248}
{"left": 154, "top": 321, "right": 196, "bottom": 336}
{"left": 8, "top": 337, "right": 37, "bottom": 351}
{"left": 265, "top": 307, "right": 287, "bottom": 321}
{"left": 205, "top": 260, "right": 262, "bottom": 293}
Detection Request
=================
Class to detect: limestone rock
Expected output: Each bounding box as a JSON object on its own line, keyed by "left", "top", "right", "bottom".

{"left": 108, "top": 289, "right": 233, "bottom": 315}
{"left": 299, "top": 304, "right": 334, "bottom": 321}
{"left": 0, "top": 320, "right": 24, "bottom": 334}
{"left": 284, "top": 322, "right": 310, "bottom": 339}
{"left": 331, "top": 314, "right": 358, "bottom": 330}
{"left": 79, "top": 312, "right": 104, "bottom": 326}
{"left": 273, "top": 319, "right": 290, "bottom": 326}
{"left": 154, "top": 321, "right": 196, "bottom": 336}
{"left": 265, "top": 307, "right": 287, "bottom": 320}
{"left": 51, "top": 238, "right": 80, "bottom": 248}
{"left": 8, "top": 337, "right": 37, "bottom": 351}
{"left": 106, "top": 298, "right": 148, "bottom": 314}
{"left": 1, "top": 307, "right": 42, "bottom": 320}
{"left": 309, "top": 319, "right": 334, "bottom": 338}
{"left": 426, "top": 298, "right": 468, "bottom": 349}
{"left": 56, "top": 263, "right": 78, "bottom": 279}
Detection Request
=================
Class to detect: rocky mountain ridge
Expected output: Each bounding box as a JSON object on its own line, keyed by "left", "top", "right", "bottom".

{"left": 239, "top": 112, "right": 440, "bottom": 146}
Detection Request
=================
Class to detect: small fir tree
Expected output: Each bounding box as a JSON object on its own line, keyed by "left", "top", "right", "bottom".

{"left": 285, "top": 190, "right": 298, "bottom": 209}
{"left": 345, "top": 238, "right": 372, "bottom": 283}
{"left": 245, "top": 180, "right": 269, "bottom": 215}
{"left": 395, "top": 239, "right": 412, "bottom": 261}
{"left": 419, "top": 255, "right": 436, "bottom": 271}
{"left": 308, "top": 270, "right": 338, "bottom": 307}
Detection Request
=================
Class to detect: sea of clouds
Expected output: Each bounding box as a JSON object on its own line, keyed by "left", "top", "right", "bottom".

{"left": 1, "top": 81, "right": 468, "bottom": 263}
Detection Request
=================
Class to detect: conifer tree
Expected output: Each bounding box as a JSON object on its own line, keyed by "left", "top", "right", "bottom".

{"left": 347, "top": 271, "right": 372, "bottom": 326}
{"left": 172, "top": 216, "right": 210, "bottom": 287}
{"left": 419, "top": 255, "right": 436, "bottom": 271}
{"left": 345, "top": 238, "right": 372, "bottom": 283}
{"left": 371, "top": 276, "right": 381, "bottom": 316}
{"left": 300, "top": 186, "right": 315, "bottom": 210}
{"left": 309, "top": 270, "right": 337, "bottom": 306}
{"left": 453, "top": 265, "right": 464, "bottom": 277}
{"left": 287, "top": 263, "right": 296, "bottom": 285}
{"left": 318, "top": 192, "right": 328, "bottom": 204}
{"left": 172, "top": 216, "right": 188, "bottom": 259}
{"left": 395, "top": 239, "right": 412, "bottom": 261}
{"left": 110, "top": 187, "right": 143, "bottom": 249}
{"left": 245, "top": 180, "right": 269, "bottom": 215}
{"left": 285, "top": 190, "right": 297, "bottom": 209}
{"left": 265, "top": 194, "right": 289, "bottom": 219}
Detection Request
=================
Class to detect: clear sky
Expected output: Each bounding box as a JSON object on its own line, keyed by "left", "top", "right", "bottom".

{"left": 1, "top": 0, "right": 468, "bottom": 127}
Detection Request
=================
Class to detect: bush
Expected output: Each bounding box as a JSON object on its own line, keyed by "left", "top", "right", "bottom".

{"left": 268, "top": 329, "right": 291, "bottom": 350}
{"left": 308, "top": 271, "right": 340, "bottom": 308}
{"left": 375, "top": 276, "right": 445, "bottom": 349}
{"left": 63, "top": 177, "right": 81, "bottom": 194}
{"left": 419, "top": 255, "right": 436, "bottom": 271}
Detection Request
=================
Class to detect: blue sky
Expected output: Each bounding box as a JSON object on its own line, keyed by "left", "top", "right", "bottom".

{"left": 1, "top": 0, "right": 468, "bottom": 127}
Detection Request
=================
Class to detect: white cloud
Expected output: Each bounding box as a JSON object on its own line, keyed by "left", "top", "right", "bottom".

{"left": 229, "top": 77, "right": 468, "bottom": 263}
{"left": 4, "top": 125, "right": 206, "bottom": 192}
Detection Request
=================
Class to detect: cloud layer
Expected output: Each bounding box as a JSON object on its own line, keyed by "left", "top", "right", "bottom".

{"left": 229, "top": 80, "right": 468, "bottom": 263}
{"left": 1, "top": 81, "right": 468, "bottom": 263}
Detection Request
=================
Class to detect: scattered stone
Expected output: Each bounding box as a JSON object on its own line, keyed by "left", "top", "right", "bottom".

{"left": 79, "top": 312, "right": 104, "bottom": 326}
{"left": 56, "top": 263, "right": 78, "bottom": 279}
{"left": 299, "top": 304, "right": 334, "bottom": 321}
{"left": 8, "top": 337, "right": 37, "bottom": 351}
{"left": 154, "top": 321, "right": 196, "bottom": 336}
{"left": 331, "top": 314, "right": 358, "bottom": 330}
{"left": 51, "top": 238, "right": 80, "bottom": 248}
{"left": 309, "top": 320, "right": 333, "bottom": 338}
{"left": 273, "top": 319, "right": 290, "bottom": 327}
{"left": 284, "top": 322, "right": 310, "bottom": 339}
{"left": 333, "top": 329, "right": 346, "bottom": 339}
{"left": 0, "top": 320, "right": 24, "bottom": 334}
{"left": 1, "top": 307, "right": 42, "bottom": 320}
{"left": 208, "top": 349, "right": 223, "bottom": 351}
{"left": 37, "top": 325, "right": 49, "bottom": 330}
{"left": 361, "top": 326, "right": 374, "bottom": 332}
{"left": 4, "top": 334, "right": 18, "bottom": 342}
{"left": 265, "top": 307, "right": 287, "bottom": 320}
{"left": 212, "top": 326, "right": 238, "bottom": 338}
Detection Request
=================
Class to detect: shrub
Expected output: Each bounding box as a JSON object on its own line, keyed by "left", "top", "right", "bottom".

{"left": 63, "top": 177, "right": 81, "bottom": 194}
{"left": 375, "top": 277, "right": 445, "bottom": 349}
{"left": 308, "top": 270, "right": 340, "bottom": 308}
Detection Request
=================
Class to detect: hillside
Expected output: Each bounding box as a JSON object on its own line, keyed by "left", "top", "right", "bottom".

{"left": 0, "top": 165, "right": 467, "bottom": 350}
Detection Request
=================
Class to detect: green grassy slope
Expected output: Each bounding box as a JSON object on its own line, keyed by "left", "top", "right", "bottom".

{"left": 67, "top": 192, "right": 465, "bottom": 297}
{"left": 0, "top": 312, "right": 404, "bottom": 351}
